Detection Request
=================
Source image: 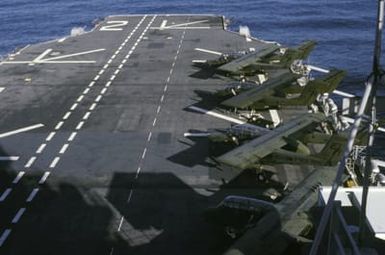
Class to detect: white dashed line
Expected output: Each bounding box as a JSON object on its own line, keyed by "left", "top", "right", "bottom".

{"left": 105, "top": 81, "right": 112, "bottom": 87}
{"left": 49, "top": 157, "right": 60, "bottom": 168}
{"left": 82, "top": 88, "right": 90, "bottom": 94}
{"left": 55, "top": 121, "right": 64, "bottom": 130}
{"left": 101, "top": 88, "right": 107, "bottom": 94}
{"left": 0, "top": 87, "right": 5, "bottom": 93}
{"left": 36, "top": 143, "right": 47, "bottom": 154}
{"left": 117, "top": 216, "right": 124, "bottom": 232}
{"left": 127, "top": 189, "right": 134, "bottom": 203}
{"left": 89, "top": 81, "right": 95, "bottom": 87}
{"left": 147, "top": 132, "right": 152, "bottom": 142}
{"left": 152, "top": 118, "right": 157, "bottom": 127}
{"left": 141, "top": 148, "right": 147, "bottom": 159}
{"left": 24, "top": 156, "right": 36, "bottom": 168}
{"left": 110, "top": 75, "right": 116, "bottom": 81}
{"left": 94, "top": 75, "right": 100, "bottom": 81}
{"left": 0, "top": 188, "right": 12, "bottom": 202}
{"left": 103, "top": 64, "right": 109, "bottom": 69}
{"left": 111, "top": 54, "right": 116, "bottom": 59}
{"left": 135, "top": 167, "right": 141, "bottom": 178}
{"left": 70, "top": 103, "right": 78, "bottom": 111}
{"left": 95, "top": 95, "right": 102, "bottom": 102}
{"left": 164, "top": 85, "right": 168, "bottom": 92}
{"left": 122, "top": 59, "right": 127, "bottom": 64}
{"left": 12, "top": 208, "right": 26, "bottom": 224}
{"left": 156, "top": 105, "right": 161, "bottom": 114}
{"left": 76, "top": 121, "right": 84, "bottom": 130}
{"left": 12, "top": 171, "right": 25, "bottom": 184}
{"left": 98, "top": 69, "right": 105, "bottom": 75}
{"left": 107, "top": 59, "right": 112, "bottom": 64}
{"left": 83, "top": 112, "right": 91, "bottom": 120}
{"left": 0, "top": 229, "right": 11, "bottom": 247}
{"left": 38, "top": 172, "right": 50, "bottom": 185}
{"left": 59, "top": 144, "right": 69, "bottom": 154}
{"left": 46, "top": 132, "right": 56, "bottom": 141}
{"left": 114, "top": 69, "right": 120, "bottom": 75}
{"left": 89, "top": 103, "right": 97, "bottom": 111}
{"left": 63, "top": 111, "right": 72, "bottom": 120}
{"left": 160, "top": 95, "right": 165, "bottom": 102}
{"left": 76, "top": 95, "right": 84, "bottom": 102}
{"left": 39, "top": 172, "right": 50, "bottom": 184}
{"left": 166, "top": 77, "right": 170, "bottom": 83}
{"left": 26, "top": 188, "right": 39, "bottom": 202}
{"left": 68, "top": 132, "right": 77, "bottom": 141}
{"left": 118, "top": 64, "right": 123, "bottom": 69}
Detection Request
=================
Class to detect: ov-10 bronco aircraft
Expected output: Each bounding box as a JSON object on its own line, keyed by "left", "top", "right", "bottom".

{"left": 219, "top": 69, "right": 346, "bottom": 110}
{"left": 194, "top": 40, "right": 317, "bottom": 77}
{"left": 185, "top": 112, "right": 365, "bottom": 171}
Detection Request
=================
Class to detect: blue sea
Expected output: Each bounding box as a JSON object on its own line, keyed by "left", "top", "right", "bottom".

{"left": 0, "top": 0, "right": 381, "bottom": 92}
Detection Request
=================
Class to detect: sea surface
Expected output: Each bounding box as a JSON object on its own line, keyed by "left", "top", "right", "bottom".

{"left": 0, "top": 0, "right": 382, "bottom": 92}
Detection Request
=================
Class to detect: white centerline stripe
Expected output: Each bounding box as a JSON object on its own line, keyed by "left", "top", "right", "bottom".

{"left": 55, "top": 121, "right": 64, "bottom": 130}
{"left": 12, "top": 208, "right": 26, "bottom": 224}
{"left": 89, "top": 81, "right": 95, "bottom": 87}
{"left": 83, "top": 88, "right": 90, "bottom": 94}
{"left": 117, "top": 216, "right": 124, "bottom": 232}
{"left": 26, "top": 188, "right": 39, "bottom": 202}
{"left": 127, "top": 189, "right": 134, "bottom": 203}
{"left": 0, "top": 124, "right": 44, "bottom": 139}
{"left": 59, "top": 144, "right": 69, "bottom": 154}
{"left": 147, "top": 132, "right": 152, "bottom": 142}
{"left": 83, "top": 112, "right": 91, "bottom": 120}
{"left": 0, "top": 229, "right": 11, "bottom": 247}
{"left": 103, "top": 64, "right": 109, "bottom": 69}
{"left": 70, "top": 103, "right": 78, "bottom": 111}
{"left": 36, "top": 143, "right": 47, "bottom": 154}
{"left": 63, "top": 111, "right": 72, "bottom": 120}
{"left": 46, "top": 132, "right": 56, "bottom": 141}
{"left": 89, "top": 103, "right": 97, "bottom": 111}
{"left": 141, "top": 148, "right": 147, "bottom": 159}
{"left": 98, "top": 69, "right": 105, "bottom": 75}
{"left": 95, "top": 95, "right": 102, "bottom": 102}
{"left": 49, "top": 157, "right": 60, "bottom": 168}
{"left": 105, "top": 81, "right": 112, "bottom": 87}
{"left": 68, "top": 132, "right": 77, "bottom": 141}
{"left": 0, "top": 156, "right": 19, "bottom": 161}
{"left": 76, "top": 121, "right": 84, "bottom": 130}
{"left": 101, "top": 88, "right": 107, "bottom": 94}
{"left": 12, "top": 171, "right": 25, "bottom": 184}
{"left": 114, "top": 69, "right": 120, "bottom": 75}
{"left": 94, "top": 75, "right": 100, "bottom": 81}
{"left": 152, "top": 118, "right": 157, "bottom": 126}
{"left": 0, "top": 188, "right": 12, "bottom": 201}
{"left": 24, "top": 156, "right": 37, "bottom": 168}
{"left": 39, "top": 172, "right": 50, "bottom": 184}
{"left": 110, "top": 75, "right": 116, "bottom": 81}
{"left": 77, "top": 95, "right": 84, "bottom": 102}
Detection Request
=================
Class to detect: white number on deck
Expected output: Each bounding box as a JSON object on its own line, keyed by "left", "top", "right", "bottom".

{"left": 100, "top": 21, "right": 128, "bottom": 31}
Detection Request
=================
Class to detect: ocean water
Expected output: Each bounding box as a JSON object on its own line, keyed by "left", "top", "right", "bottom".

{"left": 0, "top": 0, "right": 381, "bottom": 92}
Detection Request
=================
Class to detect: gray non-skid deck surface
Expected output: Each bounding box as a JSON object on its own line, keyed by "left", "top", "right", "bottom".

{"left": 0, "top": 15, "right": 314, "bottom": 254}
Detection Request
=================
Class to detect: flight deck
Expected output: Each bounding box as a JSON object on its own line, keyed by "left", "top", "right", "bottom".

{"left": 0, "top": 15, "right": 317, "bottom": 254}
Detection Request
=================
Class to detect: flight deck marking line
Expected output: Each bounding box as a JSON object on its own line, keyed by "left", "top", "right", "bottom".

{"left": 76, "top": 121, "right": 84, "bottom": 130}
{"left": 0, "top": 156, "right": 19, "bottom": 161}
{"left": 26, "top": 188, "right": 39, "bottom": 202}
{"left": 63, "top": 111, "right": 72, "bottom": 120}
{"left": 46, "top": 132, "right": 56, "bottom": 141}
{"left": 83, "top": 112, "right": 91, "bottom": 120}
{"left": 59, "top": 144, "right": 69, "bottom": 154}
{"left": 98, "top": 69, "right": 105, "bottom": 75}
{"left": 188, "top": 106, "right": 245, "bottom": 125}
{"left": 127, "top": 189, "right": 134, "bottom": 203}
{"left": 49, "top": 157, "right": 60, "bottom": 168}
{"left": 152, "top": 19, "right": 209, "bottom": 29}
{"left": 0, "top": 124, "right": 44, "bottom": 139}
{"left": 68, "top": 132, "right": 77, "bottom": 141}
{"left": 12, "top": 172, "right": 25, "bottom": 184}
{"left": 117, "top": 216, "right": 125, "bottom": 231}
{"left": 36, "top": 143, "right": 47, "bottom": 154}
{"left": 194, "top": 48, "right": 222, "bottom": 55}
{"left": 0, "top": 87, "right": 4, "bottom": 93}
{"left": 0, "top": 188, "right": 12, "bottom": 202}
{"left": 70, "top": 103, "right": 78, "bottom": 110}
{"left": 0, "top": 229, "right": 11, "bottom": 247}
{"left": 55, "top": 121, "right": 64, "bottom": 130}
{"left": 12, "top": 208, "right": 26, "bottom": 224}
{"left": 77, "top": 95, "right": 84, "bottom": 102}
{"left": 82, "top": 88, "right": 90, "bottom": 94}
{"left": 24, "top": 156, "right": 37, "bottom": 168}
{"left": 39, "top": 172, "right": 50, "bottom": 184}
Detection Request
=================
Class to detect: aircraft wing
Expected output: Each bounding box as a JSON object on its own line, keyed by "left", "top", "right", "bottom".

{"left": 221, "top": 71, "right": 298, "bottom": 108}
{"left": 217, "top": 44, "right": 280, "bottom": 73}
{"left": 216, "top": 113, "right": 325, "bottom": 169}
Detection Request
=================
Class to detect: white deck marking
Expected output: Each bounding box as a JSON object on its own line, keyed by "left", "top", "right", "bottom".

{"left": 0, "top": 156, "right": 19, "bottom": 161}
{"left": 76, "top": 95, "right": 84, "bottom": 102}
{"left": 0, "top": 87, "right": 5, "bottom": 93}
{"left": 98, "top": 69, "right": 105, "bottom": 75}
{"left": 70, "top": 103, "right": 78, "bottom": 110}
{"left": 152, "top": 118, "right": 157, "bottom": 126}
{"left": 135, "top": 167, "right": 141, "bottom": 178}
{"left": 24, "top": 156, "right": 37, "bottom": 168}
{"left": 41, "top": 48, "right": 105, "bottom": 62}
{"left": 269, "top": 109, "right": 281, "bottom": 127}
{"left": 188, "top": 106, "right": 245, "bottom": 124}
{"left": 117, "top": 216, "right": 124, "bottom": 231}
{"left": 33, "top": 49, "right": 53, "bottom": 63}
{"left": 89, "top": 103, "right": 97, "bottom": 111}
{"left": 55, "top": 121, "right": 64, "bottom": 130}
{"left": 59, "top": 144, "right": 69, "bottom": 154}
{"left": 107, "top": 59, "right": 113, "bottom": 64}
{"left": 26, "top": 188, "right": 39, "bottom": 202}
{"left": 194, "top": 47, "right": 222, "bottom": 55}
{"left": 63, "top": 111, "right": 72, "bottom": 120}
{"left": 82, "top": 88, "right": 90, "bottom": 94}
{"left": 12, "top": 208, "right": 26, "bottom": 223}
{"left": 160, "top": 95, "right": 165, "bottom": 102}
{"left": 0, "top": 188, "right": 12, "bottom": 201}
{"left": 141, "top": 148, "right": 147, "bottom": 159}
{"left": 103, "top": 64, "right": 109, "bottom": 69}
{"left": 0, "top": 124, "right": 44, "bottom": 138}
{"left": 88, "top": 81, "right": 95, "bottom": 87}
{"left": 147, "top": 132, "right": 152, "bottom": 142}
{"left": 156, "top": 105, "right": 161, "bottom": 114}
{"left": 12, "top": 171, "right": 25, "bottom": 184}
{"left": 58, "top": 37, "right": 66, "bottom": 43}
{"left": 105, "top": 81, "right": 112, "bottom": 87}
{"left": 160, "top": 20, "right": 168, "bottom": 29}
{"left": 95, "top": 95, "right": 102, "bottom": 102}
{"left": 114, "top": 69, "right": 120, "bottom": 75}
{"left": 154, "top": 19, "right": 209, "bottom": 29}
{"left": 76, "top": 121, "right": 84, "bottom": 130}
{"left": 0, "top": 229, "right": 11, "bottom": 247}
{"left": 49, "top": 157, "right": 60, "bottom": 168}
{"left": 39, "top": 172, "right": 50, "bottom": 184}
{"left": 46, "top": 132, "right": 56, "bottom": 141}
{"left": 82, "top": 112, "right": 91, "bottom": 120}
{"left": 164, "top": 85, "right": 168, "bottom": 92}
{"left": 94, "top": 75, "right": 100, "bottom": 81}
{"left": 118, "top": 64, "right": 123, "bottom": 69}
{"left": 192, "top": 59, "right": 207, "bottom": 63}
{"left": 101, "top": 88, "right": 107, "bottom": 94}
{"left": 36, "top": 143, "right": 47, "bottom": 154}
{"left": 127, "top": 189, "right": 134, "bottom": 203}
{"left": 122, "top": 59, "right": 127, "bottom": 64}
{"left": 110, "top": 75, "right": 116, "bottom": 81}
{"left": 333, "top": 89, "right": 356, "bottom": 98}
